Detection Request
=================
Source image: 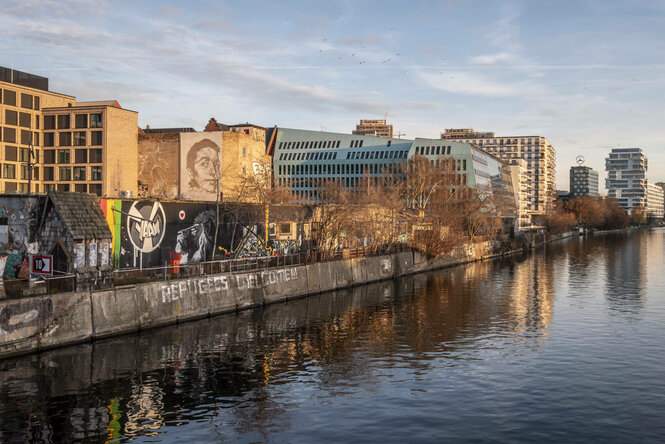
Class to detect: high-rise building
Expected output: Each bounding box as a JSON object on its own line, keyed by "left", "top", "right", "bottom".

{"left": 646, "top": 183, "right": 664, "bottom": 220}
{"left": 0, "top": 67, "right": 138, "bottom": 196}
{"left": 352, "top": 119, "right": 393, "bottom": 138}
{"left": 441, "top": 128, "right": 557, "bottom": 220}
{"left": 605, "top": 148, "right": 647, "bottom": 214}
{"left": 569, "top": 166, "right": 599, "bottom": 197}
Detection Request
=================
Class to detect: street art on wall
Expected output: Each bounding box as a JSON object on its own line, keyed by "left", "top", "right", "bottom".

{"left": 179, "top": 132, "right": 223, "bottom": 201}
{"left": 175, "top": 209, "right": 216, "bottom": 264}
{"left": 137, "top": 134, "right": 179, "bottom": 199}
{"left": 0, "top": 198, "right": 41, "bottom": 279}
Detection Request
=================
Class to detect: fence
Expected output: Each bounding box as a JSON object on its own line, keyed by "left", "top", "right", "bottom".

{"left": 112, "top": 243, "right": 411, "bottom": 287}
{"left": 2, "top": 274, "right": 76, "bottom": 299}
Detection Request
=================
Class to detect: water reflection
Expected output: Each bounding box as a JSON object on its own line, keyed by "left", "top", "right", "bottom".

{"left": 0, "top": 230, "right": 659, "bottom": 442}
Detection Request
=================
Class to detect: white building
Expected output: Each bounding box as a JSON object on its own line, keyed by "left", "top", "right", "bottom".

{"left": 646, "top": 183, "right": 664, "bottom": 220}
{"left": 505, "top": 159, "right": 531, "bottom": 230}
{"left": 605, "top": 148, "right": 647, "bottom": 215}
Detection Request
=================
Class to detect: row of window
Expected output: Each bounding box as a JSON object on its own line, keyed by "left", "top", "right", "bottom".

{"left": 42, "top": 166, "right": 102, "bottom": 181}
{"left": 0, "top": 89, "right": 40, "bottom": 110}
{"left": 2, "top": 146, "right": 37, "bottom": 162}
{"left": 415, "top": 146, "right": 453, "bottom": 156}
{"left": 42, "top": 183, "right": 102, "bottom": 195}
{"left": 279, "top": 162, "right": 403, "bottom": 177}
{"left": 347, "top": 149, "right": 406, "bottom": 160}
{"left": 43, "top": 113, "right": 102, "bottom": 130}
{"left": 278, "top": 151, "right": 338, "bottom": 161}
{"left": 2, "top": 127, "right": 38, "bottom": 145}
{"left": 278, "top": 138, "right": 395, "bottom": 151}
{"left": 3, "top": 110, "right": 38, "bottom": 128}
{"left": 43, "top": 148, "right": 103, "bottom": 164}
{"left": 43, "top": 131, "right": 103, "bottom": 147}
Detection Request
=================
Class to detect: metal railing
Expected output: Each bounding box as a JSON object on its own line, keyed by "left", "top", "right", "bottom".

{"left": 2, "top": 274, "right": 76, "bottom": 299}
{"left": 112, "top": 243, "right": 412, "bottom": 287}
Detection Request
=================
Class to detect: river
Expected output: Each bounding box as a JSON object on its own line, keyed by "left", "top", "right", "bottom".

{"left": 1, "top": 228, "right": 664, "bottom": 443}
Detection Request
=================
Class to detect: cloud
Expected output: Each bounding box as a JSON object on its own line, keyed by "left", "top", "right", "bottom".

{"left": 417, "top": 70, "right": 542, "bottom": 97}
{"left": 470, "top": 52, "right": 517, "bottom": 65}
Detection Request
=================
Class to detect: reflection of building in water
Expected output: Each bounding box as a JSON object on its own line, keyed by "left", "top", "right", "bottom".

{"left": 508, "top": 252, "right": 556, "bottom": 332}
{"left": 123, "top": 380, "right": 166, "bottom": 437}
{"left": 604, "top": 232, "right": 646, "bottom": 314}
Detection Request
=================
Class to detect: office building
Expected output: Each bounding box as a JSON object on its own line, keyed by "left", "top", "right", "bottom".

{"left": 605, "top": 148, "right": 647, "bottom": 214}
{"left": 646, "top": 183, "right": 664, "bottom": 220}
{"left": 505, "top": 159, "right": 531, "bottom": 229}
{"left": 352, "top": 119, "right": 393, "bottom": 138}
{"left": 441, "top": 128, "right": 557, "bottom": 220}
{"left": 0, "top": 67, "right": 138, "bottom": 196}
{"left": 569, "top": 165, "right": 599, "bottom": 197}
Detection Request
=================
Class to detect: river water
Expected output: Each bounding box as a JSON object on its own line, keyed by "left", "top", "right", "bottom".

{"left": 1, "top": 229, "right": 664, "bottom": 443}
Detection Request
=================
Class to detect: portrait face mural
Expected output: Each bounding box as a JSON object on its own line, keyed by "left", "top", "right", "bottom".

{"left": 180, "top": 132, "right": 223, "bottom": 201}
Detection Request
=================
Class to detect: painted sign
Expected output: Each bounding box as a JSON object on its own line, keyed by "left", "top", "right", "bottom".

{"left": 179, "top": 132, "right": 223, "bottom": 201}
{"left": 29, "top": 255, "right": 53, "bottom": 275}
{"left": 126, "top": 201, "right": 166, "bottom": 253}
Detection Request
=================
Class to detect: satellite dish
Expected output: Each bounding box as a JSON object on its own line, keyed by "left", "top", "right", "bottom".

{"left": 576, "top": 155, "right": 585, "bottom": 165}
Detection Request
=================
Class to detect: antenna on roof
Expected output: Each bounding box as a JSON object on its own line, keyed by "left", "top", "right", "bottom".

{"left": 320, "top": 124, "right": 326, "bottom": 132}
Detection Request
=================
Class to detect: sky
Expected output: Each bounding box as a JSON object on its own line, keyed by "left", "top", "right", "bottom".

{"left": 1, "top": 0, "right": 664, "bottom": 190}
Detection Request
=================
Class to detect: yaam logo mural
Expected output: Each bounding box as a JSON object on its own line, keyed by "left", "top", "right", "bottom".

{"left": 126, "top": 201, "right": 166, "bottom": 253}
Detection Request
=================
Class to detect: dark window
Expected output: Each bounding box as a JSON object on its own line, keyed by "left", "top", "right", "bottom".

{"left": 21, "top": 165, "right": 29, "bottom": 180}
{"left": 35, "top": 115, "right": 40, "bottom": 129}
{"left": 20, "top": 93, "right": 33, "bottom": 109}
{"left": 3, "top": 90, "right": 16, "bottom": 106}
{"left": 90, "top": 113, "right": 102, "bottom": 128}
{"left": 19, "top": 148, "right": 29, "bottom": 162}
{"left": 57, "top": 184, "right": 70, "bottom": 192}
{"left": 21, "top": 130, "right": 31, "bottom": 145}
{"left": 5, "top": 146, "right": 17, "bottom": 161}
{"left": 33, "top": 132, "right": 39, "bottom": 146}
{"left": 44, "top": 150, "right": 56, "bottom": 164}
{"left": 19, "top": 112, "right": 31, "bottom": 128}
{"left": 43, "top": 166, "right": 54, "bottom": 180}
{"left": 73, "top": 166, "right": 86, "bottom": 181}
{"left": 90, "top": 131, "right": 102, "bottom": 145}
{"left": 74, "top": 131, "right": 86, "bottom": 146}
{"left": 89, "top": 149, "right": 102, "bottom": 163}
{"left": 3, "top": 127, "right": 16, "bottom": 143}
{"left": 75, "top": 149, "right": 87, "bottom": 163}
{"left": 59, "top": 132, "right": 71, "bottom": 146}
{"left": 57, "top": 149, "right": 70, "bottom": 163}
{"left": 89, "top": 183, "right": 102, "bottom": 196}
{"left": 4, "top": 182, "right": 16, "bottom": 192}
{"left": 75, "top": 114, "right": 87, "bottom": 128}
{"left": 44, "top": 132, "right": 55, "bottom": 147}
{"left": 44, "top": 115, "right": 55, "bottom": 129}
{"left": 75, "top": 184, "right": 87, "bottom": 193}
{"left": 91, "top": 166, "right": 102, "bottom": 181}
{"left": 57, "top": 114, "right": 70, "bottom": 129}
{"left": 59, "top": 167, "right": 71, "bottom": 181}
{"left": 34, "top": 96, "right": 40, "bottom": 110}
{"left": 5, "top": 110, "right": 17, "bottom": 125}
{"left": 32, "top": 166, "right": 38, "bottom": 180}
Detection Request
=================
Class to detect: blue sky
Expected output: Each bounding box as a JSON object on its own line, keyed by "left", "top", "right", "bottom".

{"left": 2, "top": 0, "right": 664, "bottom": 190}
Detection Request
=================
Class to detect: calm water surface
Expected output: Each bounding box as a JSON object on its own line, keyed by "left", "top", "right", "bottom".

{"left": 1, "top": 229, "right": 664, "bottom": 443}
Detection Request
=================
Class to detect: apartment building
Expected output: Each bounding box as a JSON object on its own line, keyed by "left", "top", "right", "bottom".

{"left": 646, "top": 183, "right": 664, "bottom": 220}
{"left": 441, "top": 128, "right": 557, "bottom": 221}
{"left": 505, "top": 159, "right": 530, "bottom": 230}
{"left": 352, "top": 119, "right": 394, "bottom": 138}
{"left": 0, "top": 67, "right": 138, "bottom": 196}
{"left": 605, "top": 148, "right": 647, "bottom": 214}
{"left": 569, "top": 165, "right": 599, "bottom": 197}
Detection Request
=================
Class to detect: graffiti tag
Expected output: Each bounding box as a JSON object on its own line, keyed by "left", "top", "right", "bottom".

{"left": 127, "top": 202, "right": 166, "bottom": 253}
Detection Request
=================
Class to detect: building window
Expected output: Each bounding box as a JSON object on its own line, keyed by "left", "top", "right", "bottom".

{"left": 90, "top": 113, "right": 102, "bottom": 128}
{"left": 57, "top": 149, "right": 70, "bottom": 164}
{"left": 75, "top": 149, "right": 87, "bottom": 163}
{"left": 44, "top": 133, "right": 55, "bottom": 147}
{"left": 5, "top": 110, "right": 17, "bottom": 125}
{"left": 57, "top": 115, "right": 70, "bottom": 129}
{"left": 91, "top": 166, "right": 102, "bottom": 181}
{"left": 3, "top": 164, "right": 15, "bottom": 179}
{"left": 44, "top": 115, "right": 55, "bottom": 130}
{"left": 89, "top": 149, "right": 102, "bottom": 163}
{"left": 75, "top": 114, "right": 88, "bottom": 128}
{"left": 33, "top": 132, "right": 39, "bottom": 146}
{"left": 3, "top": 127, "right": 16, "bottom": 143}
{"left": 242, "top": 146, "right": 246, "bottom": 156}
{"left": 75, "top": 184, "right": 87, "bottom": 193}
{"left": 59, "top": 132, "right": 72, "bottom": 146}
{"left": 90, "top": 131, "right": 103, "bottom": 145}
{"left": 73, "top": 166, "right": 86, "bottom": 181}
{"left": 59, "top": 167, "right": 71, "bottom": 181}
{"left": 44, "top": 150, "right": 56, "bottom": 164}
{"left": 20, "top": 93, "right": 33, "bottom": 109}
{"left": 21, "top": 130, "right": 31, "bottom": 146}
{"left": 89, "top": 183, "right": 102, "bottom": 195}
{"left": 43, "top": 166, "right": 54, "bottom": 181}
{"left": 19, "top": 148, "right": 30, "bottom": 162}
{"left": 5, "top": 146, "right": 17, "bottom": 161}
{"left": 21, "top": 165, "right": 29, "bottom": 180}
{"left": 57, "top": 184, "right": 70, "bottom": 192}
{"left": 3, "top": 90, "right": 16, "bottom": 106}
{"left": 74, "top": 131, "right": 86, "bottom": 146}
{"left": 34, "top": 96, "right": 40, "bottom": 110}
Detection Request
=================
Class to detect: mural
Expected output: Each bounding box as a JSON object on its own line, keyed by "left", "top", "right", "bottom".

{"left": 0, "top": 198, "right": 41, "bottom": 279}
{"left": 175, "top": 209, "right": 216, "bottom": 264}
{"left": 137, "top": 133, "right": 179, "bottom": 199}
{"left": 179, "top": 132, "right": 223, "bottom": 201}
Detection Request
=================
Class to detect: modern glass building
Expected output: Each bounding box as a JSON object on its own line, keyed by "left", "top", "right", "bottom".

{"left": 605, "top": 148, "right": 647, "bottom": 214}
{"left": 569, "top": 165, "right": 599, "bottom": 197}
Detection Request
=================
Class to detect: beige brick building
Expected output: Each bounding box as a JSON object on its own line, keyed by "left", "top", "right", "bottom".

{"left": 442, "top": 129, "right": 557, "bottom": 220}
{"left": 0, "top": 68, "right": 138, "bottom": 196}
{"left": 352, "top": 119, "right": 394, "bottom": 138}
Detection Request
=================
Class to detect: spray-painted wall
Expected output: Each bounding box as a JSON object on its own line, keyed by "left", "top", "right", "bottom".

{"left": 0, "top": 196, "right": 43, "bottom": 279}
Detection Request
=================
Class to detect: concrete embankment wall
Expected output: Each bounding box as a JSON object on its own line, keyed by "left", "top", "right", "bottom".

{"left": 0, "top": 252, "right": 413, "bottom": 359}
{"left": 0, "top": 231, "right": 579, "bottom": 360}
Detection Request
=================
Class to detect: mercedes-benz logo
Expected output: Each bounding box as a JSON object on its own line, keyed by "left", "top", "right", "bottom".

{"left": 576, "top": 155, "right": 585, "bottom": 165}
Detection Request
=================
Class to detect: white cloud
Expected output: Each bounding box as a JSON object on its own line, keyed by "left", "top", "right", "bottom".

{"left": 470, "top": 52, "right": 517, "bottom": 65}
{"left": 417, "top": 70, "right": 543, "bottom": 97}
